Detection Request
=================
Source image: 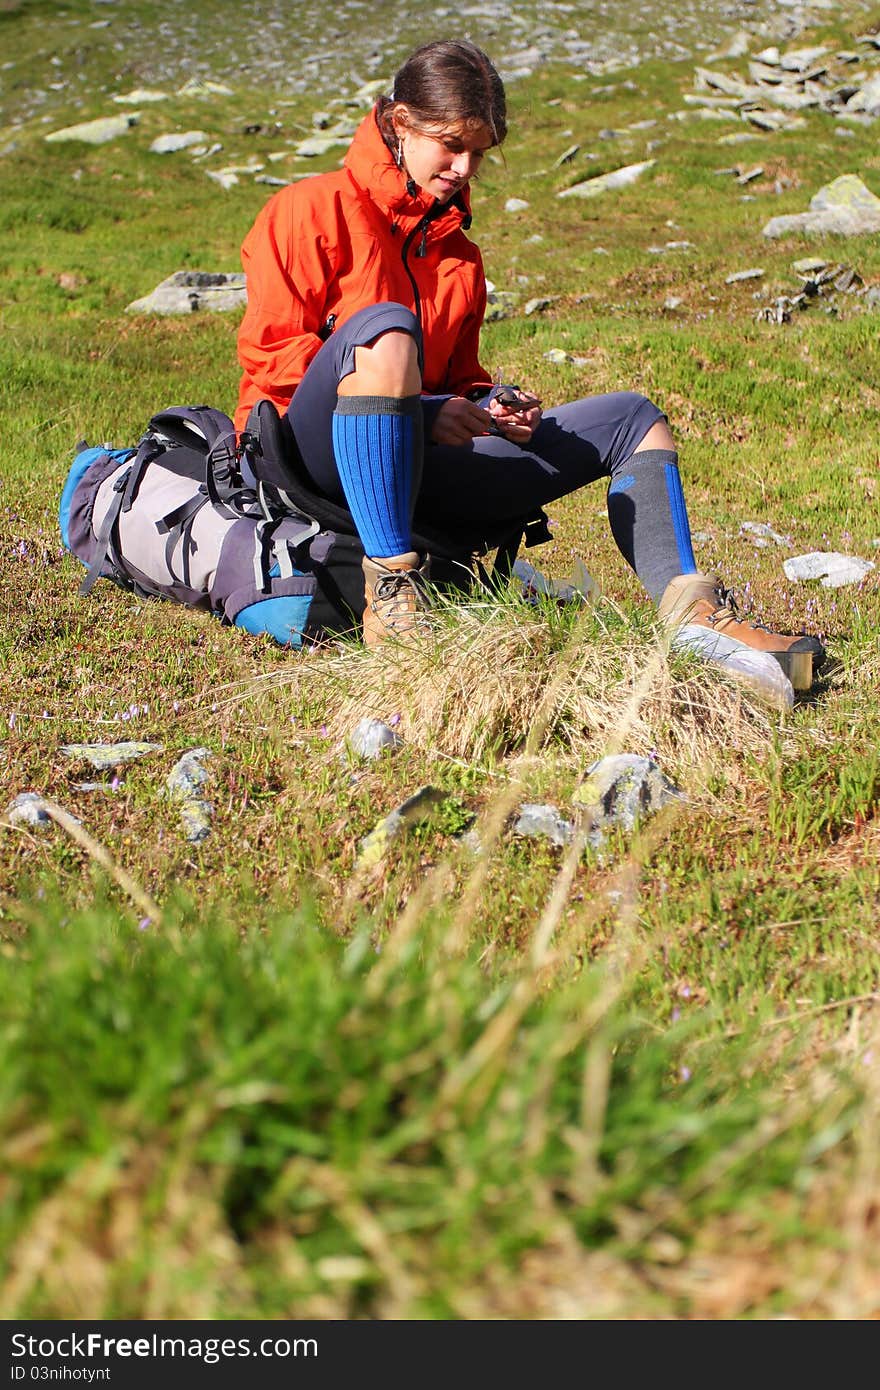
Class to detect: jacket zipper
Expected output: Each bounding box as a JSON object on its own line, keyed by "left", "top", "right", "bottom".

{"left": 400, "top": 217, "right": 428, "bottom": 327}
{"left": 399, "top": 202, "right": 445, "bottom": 326}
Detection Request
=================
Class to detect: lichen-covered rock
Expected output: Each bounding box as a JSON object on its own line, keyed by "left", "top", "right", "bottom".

{"left": 356, "top": 787, "right": 446, "bottom": 870}
{"left": 60, "top": 741, "right": 164, "bottom": 769}
{"left": 166, "top": 748, "right": 213, "bottom": 843}
{"left": 126, "top": 270, "right": 246, "bottom": 314}
{"left": 573, "top": 755, "right": 684, "bottom": 839}
{"left": 763, "top": 175, "right": 880, "bottom": 238}
{"left": 513, "top": 804, "right": 574, "bottom": 847}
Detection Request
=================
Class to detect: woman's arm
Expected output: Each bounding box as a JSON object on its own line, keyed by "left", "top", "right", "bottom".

{"left": 237, "top": 190, "right": 336, "bottom": 419}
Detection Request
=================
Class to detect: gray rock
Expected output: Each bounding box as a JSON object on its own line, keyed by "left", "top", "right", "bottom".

{"left": 126, "top": 270, "right": 246, "bottom": 315}
{"left": 558, "top": 159, "right": 655, "bottom": 199}
{"left": 206, "top": 170, "right": 240, "bottom": 189}
{"left": 348, "top": 717, "right": 402, "bottom": 760}
{"left": 684, "top": 94, "right": 744, "bottom": 109}
{"left": 166, "top": 748, "right": 213, "bottom": 843}
{"left": 513, "top": 557, "right": 599, "bottom": 604}
{"left": 717, "top": 132, "right": 761, "bottom": 146}
{"left": 513, "top": 803, "right": 574, "bottom": 848}
{"left": 112, "top": 88, "right": 169, "bottom": 104}
{"left": 845, "top": 75, "right": 880, "bottom": 113}
{"left": 745, "top": 110, "right": 807, "bottom": 132}
{"left": 45, "top": 113, "right": 139, "bottom": 145}
{"left": 504, "top": 197, "right": 530, "bottom": 212}
{"left": 524, "top": 296, "right": 555, "bottom": 316}
{"left": 726, "top": 268, "right": 765, "bottom": 283}
{"left": 5, "top": 793, "right": 53, "bottom": 829}
{"left": 355, "top": 786, "right": 446, "bottom": 870}
{"left": 573, "top": 755, "right": 683, "bottom": 842}
{"left": 294, "top": 134, "right": 351, "bottom": 157}
{"left": 177, "top": 79, "right": 234, "bottom": 98}
{"left": 783, "top": 551, "right": 875, "bottom": 587}
{"left": 710, "top": 30, "right": 752, "bottom": 60}
{"left": 553, "top": 144, "right": 580, "bottom": 167}
{"left": 295, "top": 120, "right": 357, "bottom": 158}
{"left": 484, "top": 290, "right": 517, "bottom": 323}
{"left": 779, "top": 45, "right": 829, "bottom": 73}
{"left": 60, "top": 741, "right": 164, "bottom": 769}
{"left": 739, "top": 520, "right": 791, "bottom": 547}
{"left": 763, "top": 174, "right": 880, "bottom": 238}
{"left": 352, "top": 79, "right": 388, "bottom": 105}
{"left": 149, "top": 130, "right": 208, "bottom": 154}
{"left": 673, "top": 106, "right": 741, "bottom": 122}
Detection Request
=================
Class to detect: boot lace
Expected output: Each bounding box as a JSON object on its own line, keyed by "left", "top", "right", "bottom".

{"left": 709, "top": 582, "right": 771, "bottom": 633}
{"left": 371, "top": 570, "right": 431, "bottom": 631}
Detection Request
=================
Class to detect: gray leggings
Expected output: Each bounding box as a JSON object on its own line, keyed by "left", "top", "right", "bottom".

{"left": 287, "top": 303, "right": 664, "bottom": 529}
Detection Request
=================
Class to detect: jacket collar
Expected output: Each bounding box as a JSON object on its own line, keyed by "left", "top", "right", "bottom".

{"left": 344, "top": 107, "right": 474, "bottom": 231}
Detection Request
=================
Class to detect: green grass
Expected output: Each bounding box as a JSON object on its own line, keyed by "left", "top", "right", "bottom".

{"left": 2, "top": 0, "right": 880, "bottom": 1319}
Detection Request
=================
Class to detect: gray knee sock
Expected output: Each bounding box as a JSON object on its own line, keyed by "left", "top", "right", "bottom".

{"left": 606, "top": 448, "right": 697, "bottom": 601}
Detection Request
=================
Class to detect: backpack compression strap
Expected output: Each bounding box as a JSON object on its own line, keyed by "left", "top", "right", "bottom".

{"left": 79, "top": 440, "right": 163, "bottom": 597}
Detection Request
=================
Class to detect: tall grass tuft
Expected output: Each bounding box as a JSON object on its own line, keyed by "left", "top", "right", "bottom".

{"left": 0, "top": 890, "right": 864, "bottom": 1319}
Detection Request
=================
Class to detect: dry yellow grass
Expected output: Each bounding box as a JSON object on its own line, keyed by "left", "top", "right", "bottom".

{"left": 241, "top": 594, "right": 788, "bottom": 785}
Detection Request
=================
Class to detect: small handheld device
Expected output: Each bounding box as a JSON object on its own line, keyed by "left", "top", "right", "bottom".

{"left": 493, "top": 385, "right": 542, "bottom": 409}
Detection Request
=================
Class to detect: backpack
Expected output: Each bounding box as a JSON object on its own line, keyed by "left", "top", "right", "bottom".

{"left": 59, "top": 400, "right": 551, "bottom": 648}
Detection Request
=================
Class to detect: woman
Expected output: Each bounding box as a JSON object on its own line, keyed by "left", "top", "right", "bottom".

{"left": 235, "top": 40, "right": 822, "bottom": 685}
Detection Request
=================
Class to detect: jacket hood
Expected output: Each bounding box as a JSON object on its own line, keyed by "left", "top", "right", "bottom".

{"left": 343, "top": 107, "right": 474, "bottom": 231}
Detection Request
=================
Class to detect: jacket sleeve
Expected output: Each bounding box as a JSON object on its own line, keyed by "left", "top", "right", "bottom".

{"left": 236, "top": 188, "right": 336, "bottom": 418}
{"left": 443, "top": 249, "right": 493, "bottom": 399}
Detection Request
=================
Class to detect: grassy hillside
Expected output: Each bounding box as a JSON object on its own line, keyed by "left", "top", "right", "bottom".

{"left": 1, "top": 0, "right": 879, "bottom": 1318}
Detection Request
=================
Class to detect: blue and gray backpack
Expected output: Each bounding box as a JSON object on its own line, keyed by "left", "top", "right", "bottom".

{"left": 59, "top": 400, "right": 551, "bottom": 647}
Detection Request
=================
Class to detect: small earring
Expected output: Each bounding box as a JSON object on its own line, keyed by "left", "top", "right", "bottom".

{"left": 396, "top": 138, "right": 404, "bottom": 168}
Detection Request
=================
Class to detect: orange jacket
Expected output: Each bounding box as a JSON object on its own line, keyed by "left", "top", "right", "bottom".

{"left": 235, "top": 108, "right": 493, "bottom": 431}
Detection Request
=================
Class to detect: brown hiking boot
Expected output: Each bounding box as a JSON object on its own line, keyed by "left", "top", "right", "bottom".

{"left": 361, "top": 551, "right": 431, "bottom": 647}
{"left": 659, "top": 572, "right": 825, "bottom": 692}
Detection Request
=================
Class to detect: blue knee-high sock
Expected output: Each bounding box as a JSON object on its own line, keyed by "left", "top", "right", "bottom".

{"left": 606, "top": 448, "right": 697, "bottom": 601}
{"left": 331, "top": 395, "right": 423, "bottom": 558}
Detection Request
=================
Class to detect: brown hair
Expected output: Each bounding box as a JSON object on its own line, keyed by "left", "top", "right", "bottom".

{"left": 377, "top": 40, "right": 507, "bottom": 148}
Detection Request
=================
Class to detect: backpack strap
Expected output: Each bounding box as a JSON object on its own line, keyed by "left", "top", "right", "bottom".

{"left": 78, "top": 438, "right": 162, "bottom": 596}
{"left": 79, "top": 467, "right": 131, "bottom": 596}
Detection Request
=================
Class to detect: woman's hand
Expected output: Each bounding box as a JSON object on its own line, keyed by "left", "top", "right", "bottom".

{"left": 432, "top": 396, "right": 494, "bottom": 445}
{"left": 432, "top": 391, "right": 544, "bottom": 445}
{"left": 486, "top": 387, "right": 542, "bottom": 444}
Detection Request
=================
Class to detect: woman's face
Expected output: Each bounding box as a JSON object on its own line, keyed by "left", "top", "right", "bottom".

{"left": 393, "top": 109, "right": 494, "bottom": 203}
